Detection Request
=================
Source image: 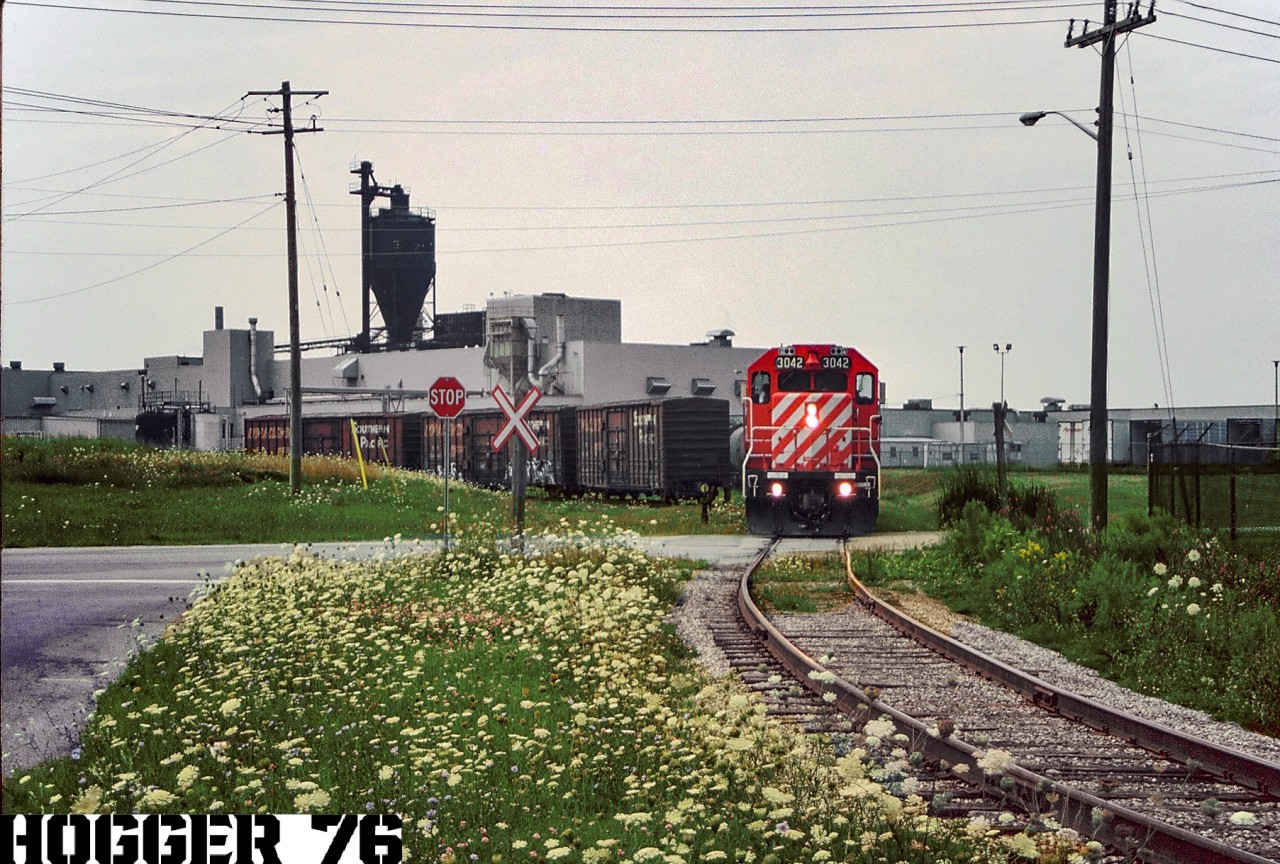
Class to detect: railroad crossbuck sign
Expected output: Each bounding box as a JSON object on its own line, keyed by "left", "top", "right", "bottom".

{"left": 491, "top": 384, "right": 541, "bottom": 452}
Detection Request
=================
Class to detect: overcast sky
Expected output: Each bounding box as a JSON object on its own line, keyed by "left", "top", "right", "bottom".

{"left": 2, "top": 0, "right": 1277, "bottom": 413}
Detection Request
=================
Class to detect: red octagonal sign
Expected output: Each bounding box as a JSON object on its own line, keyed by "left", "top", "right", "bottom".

{"left": 428, "top": 376, "right": 466, "bottom": 418}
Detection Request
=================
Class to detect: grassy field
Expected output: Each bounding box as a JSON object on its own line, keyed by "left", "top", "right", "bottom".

{"left": 1, "top": 437, "right": 1153, "bottom": 548}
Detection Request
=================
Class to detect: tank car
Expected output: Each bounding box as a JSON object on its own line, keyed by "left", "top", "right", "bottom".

{"left": 740, "top": 344, "right": 881, "bottom": 536}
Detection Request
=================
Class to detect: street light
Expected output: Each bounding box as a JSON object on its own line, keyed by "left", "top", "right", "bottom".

{"left": 992, "top": 343, "right": 1013, "bottom": 502}
{"left": 993, "top": 343, "right": 1012, "bottom": 406}
{"left": 1021, "top": 104, "right": 1113, "bottom": 532}
{"left": 1019, "top": 110, "right": 1099, "bottom": 141}
{"left": 1273, "top": 359, "right": 1279, "bottom": 449}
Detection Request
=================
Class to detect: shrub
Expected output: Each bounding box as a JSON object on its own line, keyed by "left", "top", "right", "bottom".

{"left": 937, "top": 467, "right": 1001, "bottom": 525}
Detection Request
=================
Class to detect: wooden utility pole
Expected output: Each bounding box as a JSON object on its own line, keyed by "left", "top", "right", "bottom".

{"left": 247, "top": 82, "right": 327, "bottom": 494}
{"left": 1065, "top": 2, "right": 1155, "bottom": 530}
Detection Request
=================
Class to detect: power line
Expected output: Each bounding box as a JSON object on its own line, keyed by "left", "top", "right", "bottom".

{"left": 4, "top": 202, "right": 282, "bottom": 305}
{"left": 1172, "top": 0, "right": 1280, "bottom": 30}
{"left": 8, "top": 176, "right": 1273, "bottom": 257}
{"left": 7, "top": 0, "right": 1074, "bottom": 31}
{"left": 1136, "top": 30, "right": 1280, "bottom": 63}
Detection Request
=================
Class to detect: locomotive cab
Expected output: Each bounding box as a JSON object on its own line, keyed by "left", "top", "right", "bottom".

{"left": 742, "top": 344, "right": 881, "bottom": 537}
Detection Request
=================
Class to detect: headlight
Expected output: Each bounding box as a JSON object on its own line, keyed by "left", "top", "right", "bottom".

{"left": 836, "top": 481, "right": 854, "bottom": 498}
{"left": 769, "top": 482, "right": 786, "bottom": 498}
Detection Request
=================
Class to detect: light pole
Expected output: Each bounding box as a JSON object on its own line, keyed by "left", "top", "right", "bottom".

{"left": 1021, "top": 1, "right": 1155, "bottom": 531}
{"left": 1020, "top": 105, "right": 1112, "bottom": 530}
{"left": 958, "top": 346, "right": 966, "bottom": 451}
{"left": 1273, "top": 359, "right": 1279, "bottom": 449}
{"left": 993, "top": 343, "right": 1012, "bottom": 406}
{"left": 993, "top": 343, "right": 1012, "bottom": 501}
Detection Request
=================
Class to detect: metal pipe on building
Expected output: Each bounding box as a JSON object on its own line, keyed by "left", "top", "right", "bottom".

{"left": 248, "top": 318, "right": 263, "bottom": 403}
{"left": 537, "top": 314, "right": 565, "bottom": 386}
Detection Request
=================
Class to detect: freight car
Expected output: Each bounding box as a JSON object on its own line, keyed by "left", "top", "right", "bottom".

{"left": 242, "top": 396, "right": 730, "bottom": 502}
{"left": 244, "top": 414, "right": 424, "bottom": 469}
{"left": 575, "top": 398, "right": 732, "bottom": 500}
{"left": 420, "top": 408, "right": 574, "bottom": 490}
{"left": 740, "top": 344, "right": 881, "bottom": 536}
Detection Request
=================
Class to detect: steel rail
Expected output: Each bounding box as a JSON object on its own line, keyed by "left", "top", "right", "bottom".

{"left": 839, "top": 546, "right": 1280, "bottom": 798}
{"left": 733, "top": 540, "right": 1276, "bottom": 864}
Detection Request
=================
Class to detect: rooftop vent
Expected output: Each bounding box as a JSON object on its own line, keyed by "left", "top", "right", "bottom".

{"left": 903, "top": 398, "right": 933, "bottom": 411}
{"left": 704, "top": 329, "right": 734, "bottom": 347}
{"left": 53, "top": 362, "right": 65, "bottom": 372}
{"left": 8, "top": 360, "right": 20, "bottom": 370}
{"left": 646, "top": 376, "right": 672, "bottom": 395}
{"left": 691, "top": 378, "right": 716, "bottom": 396}
{"left": 334, "top": 356, "right": 360, "bottom": 383}
{"left": 31, "top": 396, "right": 57, "bottom": 409}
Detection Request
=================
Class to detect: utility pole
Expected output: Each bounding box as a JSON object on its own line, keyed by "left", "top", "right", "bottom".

{"left": 1065, "top": 0, "right": 1155, "bottom": 531}
{"left": 247, "top": 82, "right": 327, "bottom": 494}
{"left": 958, "top": 346, "right": 966, "bottom": 453}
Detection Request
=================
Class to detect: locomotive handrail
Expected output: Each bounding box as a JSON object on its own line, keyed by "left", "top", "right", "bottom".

{"left": 741, "top": 419, "right": 881, "bottom": 494}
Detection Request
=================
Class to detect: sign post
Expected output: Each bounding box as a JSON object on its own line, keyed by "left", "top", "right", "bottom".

{"left": 428, "top": 377, "right": 466, "bottom": 550}
{"left": 491, "top": 383, "right": 542, "bottom": 547}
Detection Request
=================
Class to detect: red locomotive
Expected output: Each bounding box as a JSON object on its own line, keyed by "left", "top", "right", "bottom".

{"left": 741, "top": 344, "right": 881, "bottom": 536}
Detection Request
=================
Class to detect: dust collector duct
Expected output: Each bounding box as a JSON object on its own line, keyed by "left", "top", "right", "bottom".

{"left": 249, "top": 318, "right": 263, "bottom": 402}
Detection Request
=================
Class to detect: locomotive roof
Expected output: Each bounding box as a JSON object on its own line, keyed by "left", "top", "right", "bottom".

{"left": 750, "top": 344, "right": 877, "bottom": 370}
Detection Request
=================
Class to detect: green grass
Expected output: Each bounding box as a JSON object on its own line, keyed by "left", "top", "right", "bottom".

{"left": 0, "top": 437, "right": 1156, "bottom": 549}
{"left": 858, "top": 504, "right": 1280, "bottom": 735}
{"left": 750, "top": 554, "right": 853, "bottom": 613}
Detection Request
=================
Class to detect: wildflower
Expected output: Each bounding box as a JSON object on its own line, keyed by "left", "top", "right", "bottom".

{"left": 1153, "top": 562, "right": 1168, "bottom": 576}
{"left": 294, "top": 790, "right": 332, "bottom": 811}
{"left": 219, "top": 698, "right": 241, "bottom": 716}
{"left": 1186, "top": 604, "right": 1201, "bottom": 616}
{"left": 976, "top": 749, "right": 1016, "bottom": 775}
{"left": 139, "top": 789, "right": 178, "bottom": 810}
{"left": 1187, "top": 576, "right": 1201, "bottom": 588}
{"left": 1228, "top": 811, "right": 1258, "bottom": 826}
{"left": 1187, "top": 549, "right": 1202, "bottom": 563}
{"left": 1167, "top": 575, "right": 1183, "bottom": 589}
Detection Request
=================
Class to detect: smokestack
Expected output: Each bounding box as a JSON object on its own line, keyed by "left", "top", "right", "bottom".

{"left": 215, "top": 307, "right": 224, "bottom": 330}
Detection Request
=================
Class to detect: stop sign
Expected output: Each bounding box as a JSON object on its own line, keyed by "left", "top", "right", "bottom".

{"left": 428, "top": 376, "right": 466, "bottom": 418}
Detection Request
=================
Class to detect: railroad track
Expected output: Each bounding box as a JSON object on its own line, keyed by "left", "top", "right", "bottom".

{"left": 684, "top": 537, "right": 1280, "bottom": 864}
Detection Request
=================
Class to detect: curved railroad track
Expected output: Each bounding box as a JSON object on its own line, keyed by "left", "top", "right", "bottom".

{"left": 682, "top": 537, "right": 1280, "bottom": 864}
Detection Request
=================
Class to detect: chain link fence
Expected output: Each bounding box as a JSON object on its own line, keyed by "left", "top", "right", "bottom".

{"left": 1148, "top": 442, "right": 1280, "bottom": 538}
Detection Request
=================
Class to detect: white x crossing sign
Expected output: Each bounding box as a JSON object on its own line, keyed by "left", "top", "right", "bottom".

{"left": 491, "top": 385, "right": 542, "bottom": 452}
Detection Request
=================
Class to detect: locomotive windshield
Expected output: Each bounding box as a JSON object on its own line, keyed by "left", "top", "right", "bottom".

{"left": 777, "top": 369, "right": 848, "bottom": 393}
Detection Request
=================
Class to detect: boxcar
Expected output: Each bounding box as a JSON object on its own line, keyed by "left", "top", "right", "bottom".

{"left": 421, "top": 408, "right": 575, "bottom": 490}
{"left": 575, "top": 398, "right": 730, "bottom": 500}
{"left": 244, "top": 414, "right": 345, "bottom": 457}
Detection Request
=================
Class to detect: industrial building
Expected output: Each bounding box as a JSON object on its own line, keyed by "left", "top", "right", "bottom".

{"left": 4, "top": 290, "right": 1277, "bottom": 469}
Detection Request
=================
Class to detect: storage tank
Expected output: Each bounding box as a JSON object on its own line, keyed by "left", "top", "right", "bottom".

{"left": 369, "top": 185, "right": 436, "bottom": 347}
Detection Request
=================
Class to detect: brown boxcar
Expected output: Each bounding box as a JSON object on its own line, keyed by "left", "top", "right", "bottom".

{"left": 449, "top": 407, "right": 573, "bottom": 490}
{"left": 243, "top": 414, "right": 345, "bottom": 456}
{"left": 244, "top": 413, "right": 421, "bottom": 469}
{"left": 575, "top": 398, "right": 730, "bottom": 499}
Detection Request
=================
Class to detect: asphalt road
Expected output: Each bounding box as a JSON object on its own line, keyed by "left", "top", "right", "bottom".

{"left": 0, "top": 540, "right": 418, "bottom": 776}
{"left": 1, "top": 534, "right": 930, "bottom": 777}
